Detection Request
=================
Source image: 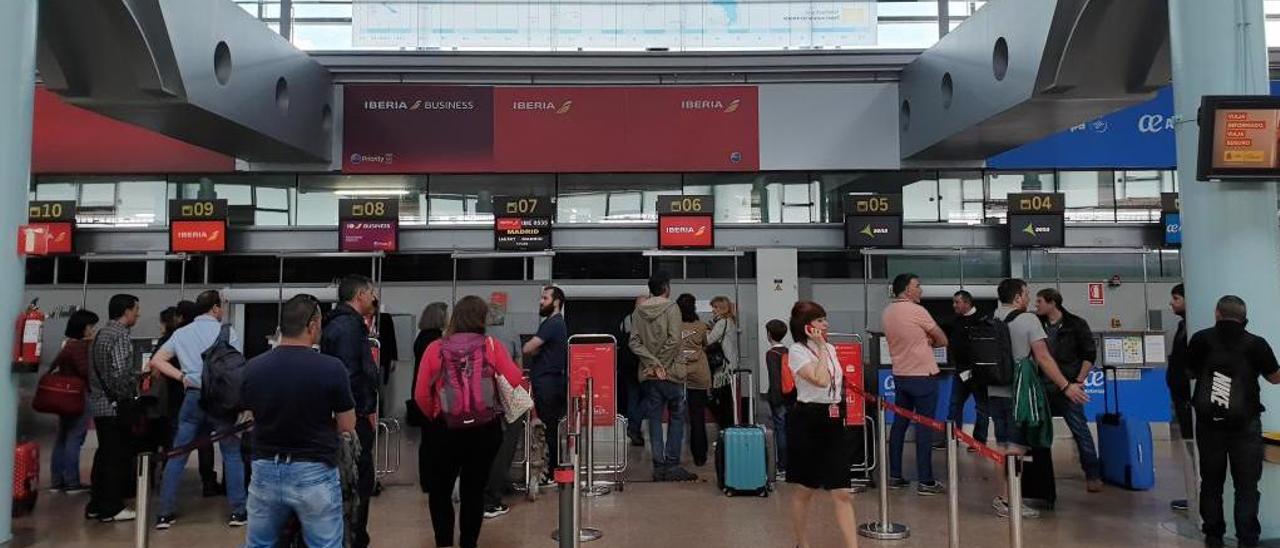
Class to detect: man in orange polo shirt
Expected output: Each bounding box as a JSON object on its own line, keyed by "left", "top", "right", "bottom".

{"left": 882, "top": 273, "right": 948, "bottom": 496}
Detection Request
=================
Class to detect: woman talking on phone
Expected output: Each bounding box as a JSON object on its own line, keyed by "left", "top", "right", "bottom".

{"left": 786, "top": 301, "right": 858, "bottom": 548}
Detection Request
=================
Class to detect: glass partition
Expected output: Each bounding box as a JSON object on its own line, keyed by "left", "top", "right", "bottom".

{"left": 428, "top": 174, "right": 554, "bottom": 225}
{"left": 296, "top": 175, "right": 428, "bottom": 226}
{"left": 556, "top": 174, "right": 680, "bottom": 223}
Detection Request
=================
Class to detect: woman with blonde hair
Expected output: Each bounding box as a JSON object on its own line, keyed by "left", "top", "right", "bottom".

{"left": 411, "top": 302, "right": 448, "bottom": 493}
{"left": 707, "top": 295, "right": 740, "bottom": 428}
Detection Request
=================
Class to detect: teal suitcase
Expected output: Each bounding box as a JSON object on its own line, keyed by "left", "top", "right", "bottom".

{"left": 714, "top": 369, "right": 770, "bottom": 497}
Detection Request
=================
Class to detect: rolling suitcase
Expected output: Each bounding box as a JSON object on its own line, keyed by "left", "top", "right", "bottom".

{"left": 1020, "top": 445, "right": 1056, "bottom": 507}
{"left": 1096, "top": 366, "right": 1155, "bottom": 490}
{"left": 12, "top": 441, "right": 38, "bottom": 516}
{"left": 715, "top": 369, "right": 770, "bottom": 497}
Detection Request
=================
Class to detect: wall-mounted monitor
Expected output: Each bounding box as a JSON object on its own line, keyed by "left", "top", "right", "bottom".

{"left": 1197, "top": 95, "right": 1280, "bottom": 181}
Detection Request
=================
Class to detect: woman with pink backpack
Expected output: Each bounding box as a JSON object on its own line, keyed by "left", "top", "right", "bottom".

{"left": 413, "top": 295, "right": 527, "bottom": 548}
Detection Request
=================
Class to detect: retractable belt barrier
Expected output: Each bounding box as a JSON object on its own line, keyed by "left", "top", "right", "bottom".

{"left": 163, "top": 420, "right": 255, "bottom": 461}
{"left": 847, "top": 382, "right": 1025, "bottom": 548}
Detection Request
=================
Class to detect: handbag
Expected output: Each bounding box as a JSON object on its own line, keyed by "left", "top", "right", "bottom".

{"left": 490, "top": 338, "right": 534, "bottom": 422}
{"left": 32, "top": 366, "right": 86, "bottom": 416}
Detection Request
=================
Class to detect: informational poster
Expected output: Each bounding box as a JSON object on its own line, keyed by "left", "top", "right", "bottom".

{"left": 487, "top": 292, "right": 508, "bottom": 326}
{"left": 836, "top": 342, "right": 865, "bottom": 426}
{"left": 1122, "top": 336, "right": 1144, "bottom": 365}
{"left": 1103, "top": 337, "right": 1125, "bottom": 366}
{"left": 1088, "top": 283, "right": 1105, "bottom": 306}
{"left": 568, "top": 335, "right": 617, "bottom": 427}
{"left": 1144, "top": 334, "right": 1167, "bottom": 364}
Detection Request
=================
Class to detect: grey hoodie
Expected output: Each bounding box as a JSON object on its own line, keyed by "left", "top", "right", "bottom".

{"left": 628, "top": 296, "right": 684, "bottom": 383}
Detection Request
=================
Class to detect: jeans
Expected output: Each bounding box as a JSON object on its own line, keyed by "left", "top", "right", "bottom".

{"left": 87, "top": 416, "right": 133, "bottom": 517}
{"left": 245, "top": 460, "right": 344, "bottom": 548}
{"left": 533, "top": 379, "right": 566, "bottom": 470}
{"left": 424, "top": 420, "right": 503, "bottom": 548}
{"left": 642, "top": 380, "right": 687, "bottom": 469}
{"left": 987, "top": 396, "right": 1027, "bottom": 449}
{"left": 484, "top": 416, "right": 526, "bottom": 507}
{"left": 686, "top": 389, "right": 709, "bottom": 465}
{"left": 353, "top": 415, "right": 375, "bottom": 548}
{"left": 623, "top": 371, "right": 644, "bottom": 438}
{"left": 1197, "top": 417, "right": 1263, "bottom": 545}
{"left": 889, "top": 376, "right": 939, "bottom": 484}
{"left": 769, "top": 403, "right": 788, "bottom": 472}
{"left": 1049, "top": 392, "right": 1101, "bottom": 480}
{"left": 159, "top": 389, "right": 246, "bottom": 516}
{"left": 947, "top": 377, "right": 989, "bottom": 443}
{"left": 52, "top": 405, "right": 89, "bottom": 488}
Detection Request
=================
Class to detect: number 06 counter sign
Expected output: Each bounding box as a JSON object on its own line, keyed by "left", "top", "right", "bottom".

{"left": 169, "top": 199, "right": 228, "bottom": 253}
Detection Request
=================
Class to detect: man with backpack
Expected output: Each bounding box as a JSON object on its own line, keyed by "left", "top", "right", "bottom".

{"left": 321, "top": 274, "right": 382, "bottom": 548}
{"left": 629, "top": 271, "right": 697, "bottom": 482}
{"left": 983, "top": 279, "right": 1086, "bottom": 519}
{"left": 149, "top": 289, "right": 248, "bottom": 529}
{"left": 1187, "top": 295, "right": 1280, "bottom": 548}
{"left": 761, "top": 319, "right": 792, "bottom": 481}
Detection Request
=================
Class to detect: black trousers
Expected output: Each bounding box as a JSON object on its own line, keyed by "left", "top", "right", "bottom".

{"left": 1197, "top": 416, "right": 1263, "bottom": 544}
{"left": 533, "top": 380, "right": 566, "bottom": 471}
{"left": 87, "top": 416, "right": 133, "bottom": 517}
{"left": 687, "top": 388, "right": 710, "bottom": 465}
{"left": 424, "top": 420, "right": 503, "bottom": 548}
{"left": 352, "top": 415, "right": 376, "bottom": 548}
{"left": 485, "top": 415, "right": 526, "bottom": 507}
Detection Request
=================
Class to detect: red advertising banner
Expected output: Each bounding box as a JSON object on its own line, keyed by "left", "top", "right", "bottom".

{"left": 568, "top": 337, "right": 617, "bottom": 427}
{"left": 170, "top": 220, "right": 227, "bottom": 253}
{"left": 344, "top": 85, "right": 759, "bottom": 173}
{"left": 658, "top": 215, "right": 714, "bottom": 249}
{"left": 837, "top": 342, "right": 866, "bottom": 426}
{"left": 340, "top": 220, "right": 398, "bottom": 252}
{"left": 19, "top": 222, "right": 73, "bottom": 255}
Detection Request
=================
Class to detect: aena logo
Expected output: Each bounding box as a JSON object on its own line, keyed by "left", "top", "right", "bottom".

{"left": 1138, "top": 114, "right": 1175, "bottom": 134}
{"left": 859, "top": 224, "right": 890, "bottom": 238}
{"left": 1022, "top": 223, "right": 1052, "bottom": 237}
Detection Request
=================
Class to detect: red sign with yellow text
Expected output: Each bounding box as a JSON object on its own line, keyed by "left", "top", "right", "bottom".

{"left": 837, "top": 342, "right": 866, "bottom": 426}
{"left": 658, "top": 215, "right": 714, "bottom": 249}
{"left": 170, "top": 220, "right": 226, "bottom": 253}
{"left": 344, "top": 85, "right": 759, "bottom": 173}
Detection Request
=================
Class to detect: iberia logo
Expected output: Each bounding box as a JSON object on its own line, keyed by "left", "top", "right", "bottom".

{"left": 681, "top": 98, "right": 743, "bottom": 113}
{"left": 664, "top": 225, "right": 707, "bottom": 236}
{"left": 724, "top": 99, "right": 741, "bottom": 113}
{"left": 511, "top": 100, "right": 573, "bottom": 114}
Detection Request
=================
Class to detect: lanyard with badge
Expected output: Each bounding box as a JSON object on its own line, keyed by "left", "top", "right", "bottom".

{"left": 805, "top": 341, "right": 841, "bottom": 418}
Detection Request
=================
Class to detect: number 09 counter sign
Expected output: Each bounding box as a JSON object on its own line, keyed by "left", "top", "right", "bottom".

{"left": 169, "top": 199, "right": 228, "bottom": 253}
{"left": 657, "top": 195, "right": 714, "bottom": 250}
{"left": 340, "top": 199, "right": 399, "bottom": 252}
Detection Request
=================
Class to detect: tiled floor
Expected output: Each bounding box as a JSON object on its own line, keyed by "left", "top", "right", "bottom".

{"left": 12, "top": 431, "right": 1213, "bottom": 547}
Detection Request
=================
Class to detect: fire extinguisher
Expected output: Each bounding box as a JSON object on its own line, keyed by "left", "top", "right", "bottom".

{"left": 14, "top": 299, "right": 44, "bottom": 372}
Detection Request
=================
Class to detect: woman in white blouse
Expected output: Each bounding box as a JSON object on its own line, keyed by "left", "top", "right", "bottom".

{"left": 785, "top": 301, "right": 858, "bottom": 548}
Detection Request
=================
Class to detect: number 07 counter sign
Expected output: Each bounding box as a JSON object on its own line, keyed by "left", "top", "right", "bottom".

{"left": 169, "top": 199, "right": 228, "bottom": 253}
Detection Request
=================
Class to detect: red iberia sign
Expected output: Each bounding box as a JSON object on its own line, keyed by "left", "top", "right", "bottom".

{"left": 568, "top": 339, "right": 617, "bottom": 427}
{"left": 170, "top": 220, "right": 226, "bottom": 253}
{"left": 19, "top": 222, "right": 73, "bottom": 255}
{"left": 658, "top": 215, "right": 714, "bottom": 249}
{"left": 837, "top": 342, "right": 866, "bottom": 426}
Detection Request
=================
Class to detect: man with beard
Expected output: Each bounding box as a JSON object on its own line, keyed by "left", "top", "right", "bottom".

{"left": 523, "top": 286, "right": 569, "bottom": 486}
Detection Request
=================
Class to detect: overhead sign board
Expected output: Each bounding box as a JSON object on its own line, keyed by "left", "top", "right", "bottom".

{"left": 169, "top": 199, "right": 227, "bottom": 253}
{"left": 844, "top": 194, "right": 903, "bottom": 249}
{"left": 339, "top": 199, "right": 399, "bottom": 252}
{"left": 1198, "top": 95, "right": 1280, "bottom": 180}
{"left": 493, "top": 196, "right": 552, "bottom": 251}
{"left": 657, "top": 195, "right": 714, "bottom": 250}
{"left": 25, "top": 200, "right": 76, "bottom": 255}
{"left": 1161, "top": 192, "right": 1181, "bottom": 247}
{"left": 1008, "top": 214, "right": 1064, "bottom": 248}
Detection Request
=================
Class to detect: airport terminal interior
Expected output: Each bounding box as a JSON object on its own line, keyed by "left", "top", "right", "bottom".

{"left": 5, "top": 0, "right": 1280, "bottom": 546}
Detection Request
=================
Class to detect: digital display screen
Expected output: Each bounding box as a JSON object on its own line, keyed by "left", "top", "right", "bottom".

{"left": 658, "top": 215, "right": 714, "bottom": 249}
{"left": 844, "top": 215, "right": 902, "bottom": 248}
{"left": 1198, "top": 96, "right": 1280, "bottom": 180}
{"left": 1008, "top": 214, "right": 1064, "bottom": 248}
{"left": 170, "top": 220, "right": 227, "bottom": 253}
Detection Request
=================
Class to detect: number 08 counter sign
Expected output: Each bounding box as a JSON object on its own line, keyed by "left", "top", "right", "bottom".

{"left": 340, "top": 199, "right": 399, "bottom": 252}
{"left": 658, "top": 195, "right": 714, "bottom": 249}
{"left": 169, "top": 199, "right": 228, "bottom": 253}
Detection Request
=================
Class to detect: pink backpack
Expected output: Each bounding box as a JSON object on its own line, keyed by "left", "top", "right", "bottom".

{"left": 434, "top": 334, "right": 499, "bottom": 429}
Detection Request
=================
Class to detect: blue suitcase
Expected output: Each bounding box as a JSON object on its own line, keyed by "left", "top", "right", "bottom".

{"left": 715, "top": 369, "right": 770, "bottom": 497}
{"left": 1096, "top": 366, "right": 1155, "bottom": 490}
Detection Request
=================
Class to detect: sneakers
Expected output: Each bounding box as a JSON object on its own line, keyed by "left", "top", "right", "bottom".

{"left": 100, "top": 508, "right": 137, "bottom": 523}
{"left": 916, "top": 481, "right": 945, "bottom": 496}
{"left": 992, "top": 497, "right": 1040, "bottom": 519}
{"left": 483, "top": 504, "right": 510, "bottom": 519}
{"left": 228, "top": 513, "right": 248, "bottom": 527}
{"left": 657, "top": 467, "right": 699, "bottom": 482}
{"left": 886, "top": 477, "right": 911, "bottom": 490}
{"left": 1086, "top": 479, "right": 1103, "bottom": 493}
{"left": 775, "top": 470, "right": 787, "bottom": 482}
{"left": 537, "top": 475, "right": 557, "bottom": 489}
{"left": 155, "top": 514, "right": 176, "bottom": 530}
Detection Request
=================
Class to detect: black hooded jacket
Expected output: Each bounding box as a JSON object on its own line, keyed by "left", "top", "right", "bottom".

{"left": 321, "top": 303, "right": 380, "bottom": 415}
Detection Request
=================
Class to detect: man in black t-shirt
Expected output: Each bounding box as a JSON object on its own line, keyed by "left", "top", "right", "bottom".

{"left": 242, "top": 295, "right": 356, "bottom": 548}
{"left": 523, "top": 286, "right": 569, "bottom": 485}
{"left": 1187, "top": 295, "right": 1280, "bottom": 548}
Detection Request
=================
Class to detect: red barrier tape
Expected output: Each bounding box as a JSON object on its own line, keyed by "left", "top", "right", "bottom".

{"left": 846, "top": 383, "right": 1006, "bottom": 465}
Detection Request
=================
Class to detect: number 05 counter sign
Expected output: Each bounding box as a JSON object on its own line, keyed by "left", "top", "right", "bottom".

{"left": 844, "top": 194, "right": 902, "bottom": 248}
{"left": 340, "top": 199, "right": 399, "bottom": 252}
{"left": 169, "top": 199, "right": 228, "bottom": 253}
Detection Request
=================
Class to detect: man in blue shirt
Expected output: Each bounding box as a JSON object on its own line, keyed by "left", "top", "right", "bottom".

{"left": 523, "top": 286, "right": 568, "bottom": 484}
{"left": 150, "top": 290, "right": 247, "bottom": 530}
{"left": 242, "top": 295, "right": 356, "bottom": 548}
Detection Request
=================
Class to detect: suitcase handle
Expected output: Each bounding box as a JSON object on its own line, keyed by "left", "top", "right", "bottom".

{"left": 1102, "top": 366, "right": 1121, "bottom": 416}
{"left": 729, "top": 369, "right": 754, "bottom": 426}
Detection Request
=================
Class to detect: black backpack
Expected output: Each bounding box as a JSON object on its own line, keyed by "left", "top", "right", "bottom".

{"left": 1192, "top": 333, "right": 1259, "bottom": 423}
{"left": 200, "top": 325, "right": 248, "bottom": 419}
{"left": 966, "top": 311, "right": 1020, "bottom": 387}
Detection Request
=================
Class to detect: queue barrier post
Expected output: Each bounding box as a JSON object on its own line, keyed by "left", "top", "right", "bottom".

{"left": 946, "top": 422, "right": 960, "bottom": 548}
{"left": 135, "top": 452, "right": 152, "bottom": 548}
{"left": 857, "top": 403, "right": 910, "bottom": 540}
{"left": 1007, "top": 455, "right": 1024, "bottom": 548}
{"left": 583, "top": 377, "right": 611, "bottom": 498}
{"left": 552, "top": 395, "right": 602, "bottom": 544}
